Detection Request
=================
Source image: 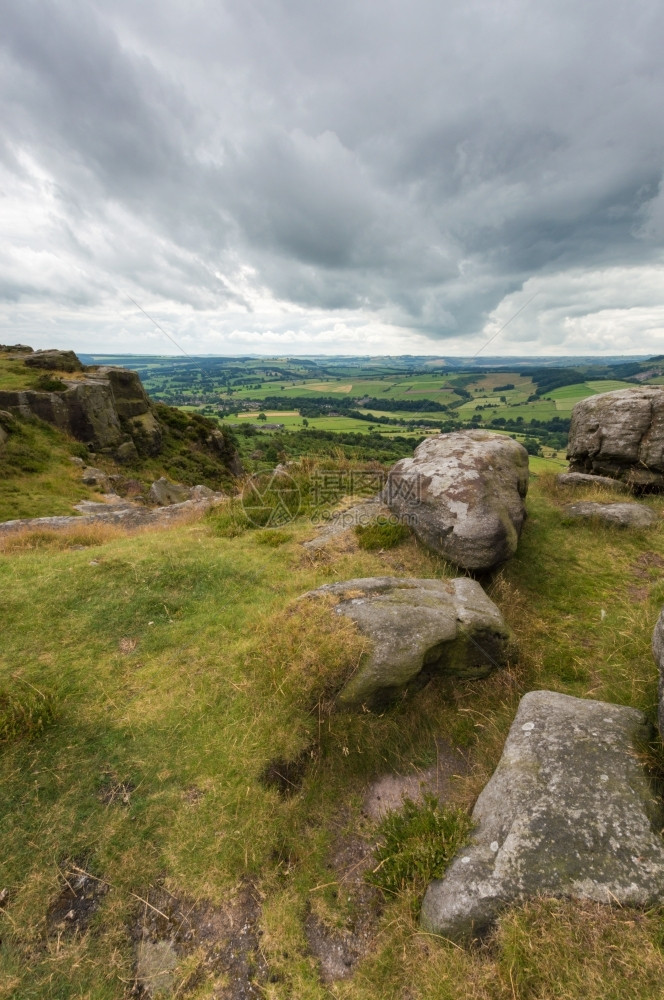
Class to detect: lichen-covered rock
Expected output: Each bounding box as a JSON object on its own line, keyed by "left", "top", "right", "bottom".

{"left": 653, "top": 610, "right": 664, "bottom": 738}
{"left": 567, "top": 387, "right": 664, "bottom": 488}
{"left": 562, "top": 501, "right": 657, "bottom": 528}
{"left": 304, "top": 577, "right": 510, "bottom": 706}
{"left": 420, "top": 691, "right": 664, "bottom": 942}
{"left": 384, "top": 431, "right": 528, "bottom": 572}
{"left": 557, "top": 471, "right": 627, "bottom": 491}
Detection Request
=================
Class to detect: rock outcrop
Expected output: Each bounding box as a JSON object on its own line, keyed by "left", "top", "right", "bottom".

{"left": 383, "top": 431, "right": 528, "bottom": 572}
{"left": 0, "top": 348, "right": 242, "bottom": 479}
{"left": 567, "top": 387, "right": 664, "bottom": 488}
{"left": 653, "top": 610, "right": 664, "bottom": 737}
{"left": 562, "top": 501, "right": 657, "bottom": 528}
{"left": 303, "top": 576, "right": 510, "bottom": 706}
{"left": 24, "top": 349, "right": 84, "bottom": 372}
{"left": 420, "top": 691, "right": 664, "bottom": 942}
{"left": 0, "top": 365, "right": 161, "bottom": 456}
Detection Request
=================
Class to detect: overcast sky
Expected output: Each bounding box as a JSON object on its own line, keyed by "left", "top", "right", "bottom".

{"left": 2, "top": 0, "right": 664, "bottom": 356}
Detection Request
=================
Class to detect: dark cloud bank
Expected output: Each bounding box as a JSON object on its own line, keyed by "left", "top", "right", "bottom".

{"left": 1, "top": 0, "right": 664, "bottom": 354}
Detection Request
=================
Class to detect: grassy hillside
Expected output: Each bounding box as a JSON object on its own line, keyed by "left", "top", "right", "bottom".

{"left": 1, "top": 469, "right": 664, "bottom": 997}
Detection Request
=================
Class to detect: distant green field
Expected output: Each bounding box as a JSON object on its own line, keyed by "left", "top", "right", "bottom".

{"left": 549, "top": 380, "right": 634, "bottom": 411}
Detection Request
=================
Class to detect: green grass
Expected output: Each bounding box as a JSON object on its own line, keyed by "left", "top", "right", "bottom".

{"left": 1, "top": 467, "right": 664, "bottom": 996}
{"left": 367, "top": 795, "right": 472, "bottom": 897}
{"left": 355, "top": 519, "right": 412, "bottom": 550}
{"left": 0, "top": 416, "right": 92, "bottom": 520}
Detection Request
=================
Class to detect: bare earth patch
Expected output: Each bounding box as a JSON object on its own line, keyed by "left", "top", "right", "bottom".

{"left": 306, "top": 743, "right": 468, "bottom": 982}
{"left": 306, "top": 832, "right": 380, "bottom": 982}
{"left": 131, "top": 883, "right": 268, "bottom": 998}
{"left": 628, "top": 551, "right": 664, "bottom": 601}
{"left": 362, "top": 739, "right": 469, "bottom": 822}
{"left": 46, "top": 864, "right": 109, "bottom": 938}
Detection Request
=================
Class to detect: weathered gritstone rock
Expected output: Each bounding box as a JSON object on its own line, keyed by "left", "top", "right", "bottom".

{"left": 0, "top": 360, "right": 161, "bottom": 454}
{"left": 304, "top": 577, "right": 510, "bottom": 706}
{"left": 384, "top": 431, "right": 528, "bottom": 572}
{"left": 562, "top": 501, "right": 657, "bottom": 528}
{"left": 420, "top": 691, "right": 664, "bottom": 942}
{"left": 557, "top": 471, "right": 628, "bottom": 491}
{"left": 653, "top": 609, "right": 664, "bottom": 737}
{"left": 0, "top": 495, "right": 225, "bottom": 536}
{"left": 567, "top": 386, "right": 664, "bottom": 488}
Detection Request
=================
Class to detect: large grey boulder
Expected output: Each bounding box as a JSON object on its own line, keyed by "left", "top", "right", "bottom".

{"left": 567, "top": 387, "right": 664, "bottom": 488}
{"left": 562, "top": 501, "right": 657, "bottom": 528}
{"left": 420, "top": 691, "right": 664, "bottom": 942}
{"left": 653, "top": 610, "right": 664, "bottom": 737}
{"left": 384, "top": 431, "right": 529, "bottom": 572}
{"left": 304, "top": 577, "right": 510, "bottom": 706}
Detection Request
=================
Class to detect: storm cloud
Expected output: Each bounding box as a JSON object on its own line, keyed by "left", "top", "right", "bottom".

{"left": 1, "top": 0, "right": 664, "bottom": 354}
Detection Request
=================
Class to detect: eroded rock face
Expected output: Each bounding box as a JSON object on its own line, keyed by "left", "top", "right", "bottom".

{"left": 384, "top": 431, "right": 529, "bottom": 572}
{"left": 567, "top": 387, "right": 664, "bottom": 488}
{"left": 304, "top": 576, "right": 510, "bottom": 706}
{"left": 420, "top": 691, "right": 664, "bottom": 942}
{"left": 652, "top": 610, "right": 664, "bottom": 737}
{"left": 562, "top": 501, "right": 657, "bottom": 528}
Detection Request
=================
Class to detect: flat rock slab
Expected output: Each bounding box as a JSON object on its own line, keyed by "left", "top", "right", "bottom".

{"left": 384, "top": 431, "right": 528, "bottom": 572}
{"left": 562, "top": 501, "right": 657, "bottom": 528}
{"left": 304, "top": 576, "right": 509, "bottom": 706}
{"left": 0, "top": 496, "right": 225, "bottom": 537}
{"left": 557, "top": 472, "right": 627, "bottom": 491}
{"left": 567, "top": 386, "right": 664, "bottom": 488}
{"left": 420, "top": 691, "right": 664, "bottom": 942}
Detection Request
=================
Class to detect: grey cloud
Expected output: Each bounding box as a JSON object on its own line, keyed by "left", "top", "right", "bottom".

{"left": 1, "top": 0, "right": 664, "bottom": 350}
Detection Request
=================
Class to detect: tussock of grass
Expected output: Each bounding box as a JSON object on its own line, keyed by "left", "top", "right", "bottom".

{"left": 0, "top": 682, "right": 57, "bottom": 744}
{"left": 368, "top": 795, "right": 472, "bottom": 898}
{"left": 355, "top": 519, "right": 411, "bottom": 550}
